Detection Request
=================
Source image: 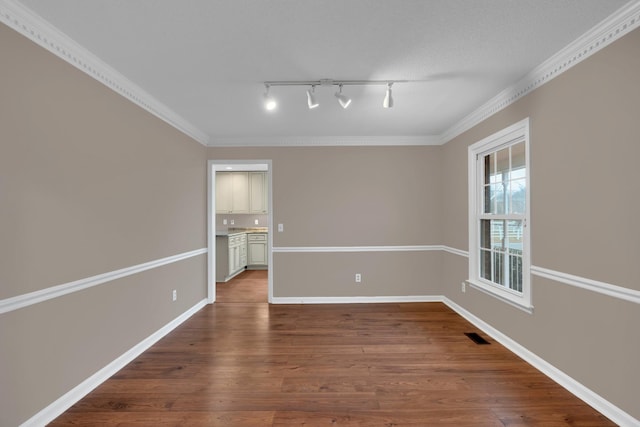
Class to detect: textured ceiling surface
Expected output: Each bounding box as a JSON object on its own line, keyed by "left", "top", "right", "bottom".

{"left": 17, "top": 0, "right": 631, "bottom": 144}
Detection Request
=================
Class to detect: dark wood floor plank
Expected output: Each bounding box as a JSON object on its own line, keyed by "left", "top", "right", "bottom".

{"left": 49, "top": 270, "right": 615, "bottom": 426}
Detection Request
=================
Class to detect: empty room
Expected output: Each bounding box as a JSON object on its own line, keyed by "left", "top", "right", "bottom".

{"left": 1, "top": 1, "right": 639, "bottom": 426}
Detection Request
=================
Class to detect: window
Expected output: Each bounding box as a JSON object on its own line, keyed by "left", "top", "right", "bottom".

{"left": 468, "top": 118, "right": 532, "bottom": 311}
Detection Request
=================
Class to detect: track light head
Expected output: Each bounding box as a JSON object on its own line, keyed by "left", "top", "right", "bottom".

{"left": 263, "top": 84, "right": 277, "bottom": 111}
{"left": 335, "top": 85, "right": 351, "bottom": 109}
{"left": 383, "top": 83, "right": 394, "bottom": 108}
{"left": 306, "top": 85, "right": 319, "bottom": 109}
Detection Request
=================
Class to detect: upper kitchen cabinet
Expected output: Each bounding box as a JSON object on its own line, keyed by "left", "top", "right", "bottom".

{"left": 216, "top": 172, "right": 250, "bottom": 213}
{"left": 249, "top": 172, "right": 268, "bottom": 214}
{"left": 216, "top": 171, "right": 268, "bottom": 214}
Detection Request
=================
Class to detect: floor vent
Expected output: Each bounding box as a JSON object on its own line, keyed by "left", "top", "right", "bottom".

{"left": 465, "top": 332, "right": 490, "bottom": 345}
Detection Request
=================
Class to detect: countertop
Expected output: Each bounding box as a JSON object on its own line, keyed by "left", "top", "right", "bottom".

{"left": 216, "top": 227, "right": 268, "bottom": 237}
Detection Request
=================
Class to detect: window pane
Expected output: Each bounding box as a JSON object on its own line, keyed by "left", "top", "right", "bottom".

{"left": 506, "top": 220, "right": 523, "bottom": 253}
{"left": 483, "top": 153, "right": 493, "bottom": 185}
{"left": 484, "top": 183, "right": 505, "bottom": 214}
{"left": 509, "top": 254, "right": 523, "bottom": 292}
{"left": 493, "top": 251, "right": 505, "bottom": 286}
{"left": 509, "top": 179, "right": 526, "bottom": 214}
{"left": 483, "top": 184, "right": 492, "bottom": 213}
{"left": 480, "top": 220, "right": 492, "bottom": 249}
{"left": 491, "top": 220, "right": 505, "bottom": 250}
{"left": 496, "top": 147, "right": 510, "bottom": 178}
{"left": 511, "top": 142, "right": 525, "bottom": 170}
{"left": 480, "top": 249, "right": 492, "bottom": 281}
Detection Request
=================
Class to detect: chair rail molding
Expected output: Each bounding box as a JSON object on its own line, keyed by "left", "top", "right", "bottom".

{"left": 0, "top": 248, "right": 208, "bottom": 314}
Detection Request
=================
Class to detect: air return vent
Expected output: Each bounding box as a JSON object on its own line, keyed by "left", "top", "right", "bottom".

{"left": 465, "top": 332, "right": 490, "bottom": 345}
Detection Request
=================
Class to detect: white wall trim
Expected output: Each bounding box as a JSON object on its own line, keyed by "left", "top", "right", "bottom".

{"left": 274, "top": 245, "right": 639, "bottom": 305}
{"left": 273, "top": 245, "right": 442, "bottom": 253}
{"left": 208, "top": 135, "right": 440, "bottom": 147}
{"left": 2, "top": 0, "right": 638, "bottom": 148}
{"left": 271, "top": 295, "right": 443, "bottom": 304}
{"left": 440, "top": 246, "right": 640, "bottom": 306}
{"left": 0, "top": 0, "right": 209, "bottom": 146}
{"left": 0, "top": 248, "right": 208, "bottom": 315}
{"left": 441, "top": 245, "right": 469, "bottom": 257}
{"left": 442, "top": 296, "right": 638, "bottom": 427}
{"left": 531, "top": 265, "right": 640, "bottom": 305}
{"left": 20, "top": 298, "right": 207, "bottom": 427}
{"left": 439, "top": 1, "right": 640, "bottom": 145}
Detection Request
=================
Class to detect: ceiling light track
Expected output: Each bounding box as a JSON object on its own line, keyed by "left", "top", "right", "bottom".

{"left": 262, "top": 79, "right": 406, "bottom": 110}
{"left": 264, "top": 79, "right": 407, "bottom": 87}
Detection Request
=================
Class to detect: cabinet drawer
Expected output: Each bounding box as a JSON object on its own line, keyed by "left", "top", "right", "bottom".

{"left": 248, "top": 233, "right": 267, "bottom": 241}
{"left": 229, "top": 233, "right": 247, "bottom": 246}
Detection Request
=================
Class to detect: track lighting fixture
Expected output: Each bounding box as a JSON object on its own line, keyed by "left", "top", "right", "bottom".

{"left": 263, "top": 84, "right": 277, "bottom": 111}
{"left": 383, "top": 83, "right": 394, "bottom": 108}
{"left": 335, "top": 84, "right": 352, "bottom": 109}
{"left": 262, "top": 79, "right": 406, "bottom": 111}
{"left": 306, "top": 85, "right": 319, "bottom": 109}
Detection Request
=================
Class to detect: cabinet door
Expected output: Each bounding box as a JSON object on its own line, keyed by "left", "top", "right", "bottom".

{"left": 249, "top": 172, "right": 268, "bottom": 214}
{"left": 231, "top": 172, "right": 250, "bottom": 213}
{"left": 216, "top": 172, "right": 233, "bottom": 213}
{"left": 228, "top": 244, "right": 236, "bottom": 274}
{"left": 249, "top": 242, "right": 267, "bottom": 265}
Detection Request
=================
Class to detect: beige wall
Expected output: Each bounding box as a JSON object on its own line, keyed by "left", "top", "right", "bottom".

{"left": 208, "top": 145, "right": 444, "bottom": 298}
{"left": 0, "top": 23, "right": 207, "bottom": 426}
{"left": 2, "top": 11, "right": 638, "bottom": 425}
{"left": 441, "top": 28, "right": 640, "bottom": 419}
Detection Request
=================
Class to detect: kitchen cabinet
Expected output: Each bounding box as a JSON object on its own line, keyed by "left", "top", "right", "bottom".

{"left": 247, "top": 233, "right": 268, "bottom": 269}
{"left": 249, "top": 172, "right": 268, "bottom": 214}
{"left": 216, "top": 172, "right": 249, "bottom": 213}
{"left": 215, "top": 232, "right": 247, "bottom": 282}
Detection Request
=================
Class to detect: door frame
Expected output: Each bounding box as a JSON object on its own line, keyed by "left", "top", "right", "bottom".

{"left": 207, "top": 159, "right": 273, "bottom": 304}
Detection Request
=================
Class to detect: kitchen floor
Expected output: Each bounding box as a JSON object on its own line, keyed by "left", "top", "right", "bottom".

{"left": 216, "top": 269, "right": 268, "bottom": 303}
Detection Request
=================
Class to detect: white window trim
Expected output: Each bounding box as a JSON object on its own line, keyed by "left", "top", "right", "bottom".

{"left": 467, "top": 118, "right": 533, "bottom": 312}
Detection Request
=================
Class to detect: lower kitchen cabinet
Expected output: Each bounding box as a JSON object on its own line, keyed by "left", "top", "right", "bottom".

{"left": 247, "top": 233, "right": 268, "bottom": 269}
{"left": 215, "top": 233, "right": 247, "bottom": 282}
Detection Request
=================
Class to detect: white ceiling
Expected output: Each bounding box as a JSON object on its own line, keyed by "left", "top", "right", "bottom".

{"left": 12, "top": 0, "right": 633, "bottom": 145}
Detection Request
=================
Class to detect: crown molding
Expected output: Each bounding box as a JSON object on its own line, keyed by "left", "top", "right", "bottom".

{"left": 208, "top": 135, "right": 440, "bottom": 147}
{"left": 439, "top": 0, "right": 640, "bottom": 145}
{"left": 0, "top": 0, "right": 210, "bottom": 146}
{"left": 2, "top": 0, "right": 638, "bottom": 148}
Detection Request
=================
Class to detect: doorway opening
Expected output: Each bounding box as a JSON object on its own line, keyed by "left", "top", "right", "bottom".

{"left": 208, "top": 160, "right": 273, "bottom": 304}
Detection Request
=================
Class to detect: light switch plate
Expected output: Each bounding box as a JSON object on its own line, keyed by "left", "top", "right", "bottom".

{"left": 278, "top": 224, "right": 284, "bottom": 232}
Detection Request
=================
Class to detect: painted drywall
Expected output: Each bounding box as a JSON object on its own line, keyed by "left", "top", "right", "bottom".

{"left": 208, "top": 145, "right": 444, "bottom": 297}
{"left": 216, "top": 213, "right": 269, "bottom": 229}
{"left": 273, "top": 251, "right": 443, "bottom": 299}
{"left": 0, "top": 23, "right": 207, "bottom": 426}
{"left": 441, "top": 27, "right": 640, "bottom": 420}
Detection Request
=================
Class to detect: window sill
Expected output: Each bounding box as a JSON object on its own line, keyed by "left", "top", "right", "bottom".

{"left": 466, "top": 280, "right": 534, "bottom": 314}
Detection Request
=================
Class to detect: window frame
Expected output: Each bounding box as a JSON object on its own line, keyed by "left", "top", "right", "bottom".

{"left": 467, "top": 118, "right": 532, "bottom": 312}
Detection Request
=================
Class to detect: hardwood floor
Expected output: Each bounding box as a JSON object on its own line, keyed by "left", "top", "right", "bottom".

{"left": 215, "top": 269, "right": 268, "bottom": 303}
{"left": 50, "top": 271, "right": 614, "bottom": 426}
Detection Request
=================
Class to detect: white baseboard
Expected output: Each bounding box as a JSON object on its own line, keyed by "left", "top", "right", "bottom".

{"left": 442, "top": 296, "right": 638, "bottom": 427}
{"left": 20, "top": 294, "right": 637, "bottom": 427}
{"left": 271, "top": 295, "right": 443, "bottom": 304}
{"left": 20, "top": 299, "right": 208, "bottom": 427}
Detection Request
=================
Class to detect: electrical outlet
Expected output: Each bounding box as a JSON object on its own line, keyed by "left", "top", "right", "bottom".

{"left": 172, "top": 290, "right": 177, "bottom": 301}
{"left": 254, "top": 219, "right": 259, "bottom": 225}
{"left": 355, "top": 273, "right": 362, "bottom": 283}
{"left": 223, "top": 219, "right": 227, "bottom": 225}
{"left": 230, "top": 219, "right": 234, "bottom": 225}
{"left": 461, "top": 282, "right": 466, "bottom": 293}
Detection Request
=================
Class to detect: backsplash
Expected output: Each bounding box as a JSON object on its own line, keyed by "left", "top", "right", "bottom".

{"left": 216, "top": 214, "right": 269, "bottom": 230}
